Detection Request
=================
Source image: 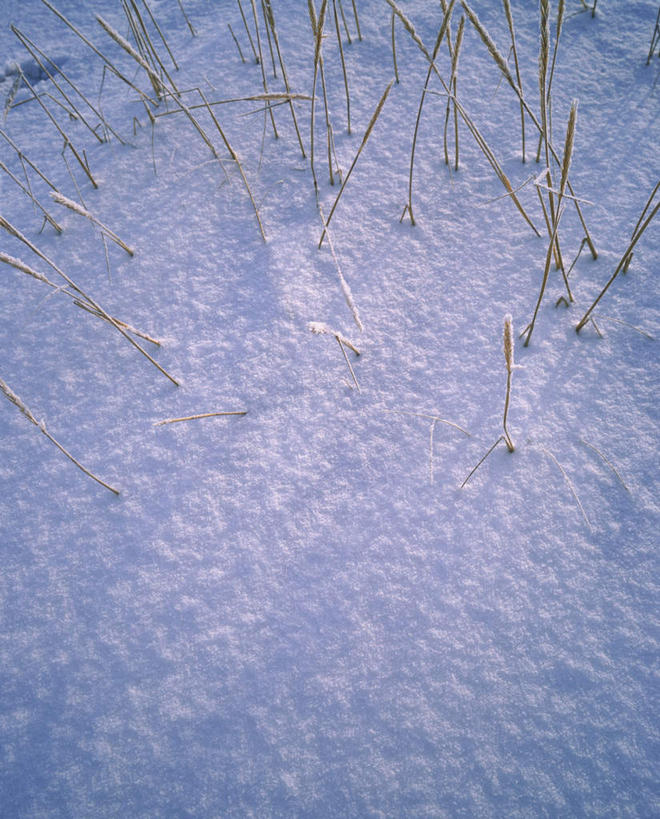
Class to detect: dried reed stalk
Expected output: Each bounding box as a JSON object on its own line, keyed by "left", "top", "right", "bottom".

{"left": 458, "top": 0, "right": 596, "bottom": 257}
{"left": 50, "top": 191, "right": 134, "bottom": 255}
{"left": 154, "top": 411, "right": 247, "bottom": 426}
{"left": 502, "top": 0, "right": 526, "bottom": 161}
{"left": 579, "top": 438, "right": 630, "bottom": 493}
{"left": 576, "top": 183, "right": 660, "bottom": 333}
{"left": 448, "top": 92, "right": 540, "bottom": 235}
{"left": 125, "top": 0, "right": 178, "bottom": 92}
{"left": 441, "top": 5, "right": 464, "bottom": 170}
{"left": 461, "top": 436, "right": 504, "bottom": 488}
{"left": 390, "top": 3, "right": 539, "bottom": 233}
{"left": 262, "top": 0, "right": 305, "bottom": 156}
{"left": 0, "top": 128, "right": 59, "bottom": 191}
{"left": 3, "top": 74, "right": 21, "bottom": 122}
{"left": 539, "top": 446, "right": 591, "bottom": 530}
{"left": 647, "top": 7, "right": 660, "bottom": 64}
{"left": 228, "top": 23, "right": 247, "bottom": 62}
{"left": 18, "top": 70, "right": 98, "bottom": 189}
{"left": 317, "top": 202, "right": 363, "bottom": 331}
{"left": 141, "top": 0, "right": 179, "bottom": 69}
{"left": 309, "top": 0, "right": 330, "bottom": 190}
{"left": 383, "top": 409, "right": 471, "bottom": 438}
{"left": 260, "top": 0, "right": 278, "bottom": 77}
{"left": 0, "top": 161, "right": 62, "bottom": 233}
{"left": 385, "top": 0, "right": 432, "bottom": 63}
{"left": 338, "top": 0, "right": 352, "bottom": 44}
{"left": 13, "top": 26, "right": 103, "bottom": 144}
{"left": 0, "top": 216, "right": 178, "bottom": 385}
{"left": 309, "top": 321, "right": 360, "bottom": 390}
{"left": 177, "top": 0, "right": 196, "bottom": 37}
{"left": 1, "top": 252, "right": 160, "bottom": 344}
{"left": 308, "top": 321, "right": 360, "bottom": 354}
{"left": 332, "top": 0, "right": 351, "bottom": 133}
{"left": 402, "top": 0, "right": 456, "bottom": 225}
{"left": 502, "top": 314, "right": 515, "bottom": 452}
{"left": 96, "top": 14, "right": 166, "bottom": 98}
{"left": 39, "top": 0, "right": 154, "bottom": 103}
{"left": 351, "top": 0, "right": 362, "bottom": 40}
{"left": 196, "top": 88, "right": 267, "bottom": 241}
{"left": 391, "top": 13, "right": 399, "bottom": 83}
{"left": 318, "top": 79, "right": 394, "bottom": 247}
{"left": 0, "top": 376, "right": 119, "bottom": 494}
{"left": 249, "top": 0, "right": 279, "bottom": 138}
{"left": 237, "top": 0, "right": 259, "bottom": 62}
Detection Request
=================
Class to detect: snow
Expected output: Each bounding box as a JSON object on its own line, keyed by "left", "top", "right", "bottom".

{"left": 1, "top": 0, "right": 658, "bottom": 815}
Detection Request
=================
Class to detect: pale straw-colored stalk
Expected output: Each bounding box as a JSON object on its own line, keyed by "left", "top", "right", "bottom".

{"left": 309, "top": 321, "right": 360, "bottom": 390}
{"left": 318, "top": 203, "right": 363, "bottom": 332}
{"left": 502, "top": 314, "right": 515, "bottom": 452}
{"left": 50, "top": 191, "right": 134, "bottom": 255}
{"left": 154, "top": 411, "right": 247, "bottom": 426}
{"left": 96, "top": 14, "right": 165, "bottom": 97}
{"left": 461, "top": 1, "right": 516, "bottom": 91}
{"left": 0, "top": 216, "right": 178, "bottom": 385}
{"left": 576, "top": 182, "right": 660, "bottom": 333}
{"left": 332, "top": 0, "right": 351, "bottom": 133}
{"left": 502, "top": 0, "right": 526, "bottom": 161}
{"left": 403, "top": 0, "right": 456, "bottom": 225}
{"left": 249, "top": 0, "right": 279, "bottom": 138}
{"left": 0, "top": 160, "right": 62, "bottom": 233}
{"left": 0, "top": 376, "right": 119, "bottom": 494}
{"left": 318, "top": 79, "right": 394, "bottom": 248}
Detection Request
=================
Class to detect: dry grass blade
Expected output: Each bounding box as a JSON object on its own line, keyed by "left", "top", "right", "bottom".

{"left": 50, "top": 191, "right": 134, "bottom": 254}
{"left": 96, "top": 14, "right": 166, "bottom": 97}
{"left": 262, "top": 0, "right": 305, "bottom": 156}
{"left": 237, "top": 0, "right": 259, "bottom": 63}
{"left": 579, "top": 438, "right": 630, "bottom": 493}
{"left": 0, "top": 216, "right": 179, "bottom": 385}
{"left": 449, "top": 93, "right": 540, "bottom": 235}
{"left": 450, "top": 0, "right": 596, "bottom": 257}
{"left": 461, "top": 436, "right": 504, "bottom": 488}
{"left": 332, "top": 0, "right": 351, "bottom": 133}
{"left": 154, "top": 411, "right": 247, "bottom": 426}
{"left": 317, "top": 202, "right": 363, "bottom": 332}
{"left": 0, "top": 128, "right": 59, "bottom": 190}
{"left": 461, "top": 1, "right": 515, "bottom": 91}
{"left": 18, "top": 69, "right": 98, "bottom": 189}
{"left": 196, "top": 88, "right": 266, "bottom": 241}
{"left": 539, "top": 446, "right": 591, "bottom": 530}
{"left": 391, "top": 12, "right": 399, "bottom": 83}
{"left": 40, "top": 0, "right": 152, "bottom": 101}
{"left": 308, "top": 321, "right": 360, "bottom": 355}
{"left": 351, "top": 0, "right": 362, "bottom": 41}
{"left": 502, "top": 314, "right": 515, "bottom": 451}
{"left": 0, "top": 376, "right": 119, "bottom": 495}
{"left": 309, "top": 0, "right": 329, "bottom": 191}
{"left": 403, "top": 0, "right": 456, "bottom": 226}
{"left": 0, "top": 160, "right": 62, "bottom": 233}
{"left": 383, "top": 409, "right": 471, "bottom": 438}
{"left": 13, "top": 26, "right": 103, "bottom": 144}
{"left": 502, "top": 0, "right": 526, "bottom": 161}
{"left": 318, "top": 79, "right": 394, "bottom": 248}
{"left": 576, "top": 184, "right": 659, "bottom": 332}
{"left": 249, "top": 0, "right": 278, "bottom": 138}
{"left": 385, "top": 0, "right": 432, "bottom": 62}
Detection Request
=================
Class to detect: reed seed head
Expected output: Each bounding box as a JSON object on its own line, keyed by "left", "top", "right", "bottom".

{"left": 504, "top": 313, "right": 514, "bottom": 373}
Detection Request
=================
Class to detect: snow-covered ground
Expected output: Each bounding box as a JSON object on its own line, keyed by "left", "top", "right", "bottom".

{"left": 1, "top": 1, "right": 658, "bottom": 815}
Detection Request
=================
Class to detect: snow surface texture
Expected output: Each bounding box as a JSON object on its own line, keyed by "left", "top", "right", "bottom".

{"left": 1, "top": 0, "right": 658, "bottom": 815}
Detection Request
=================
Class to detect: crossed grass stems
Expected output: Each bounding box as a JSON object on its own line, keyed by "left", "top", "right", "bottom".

{"left": 1, "top": 0, "right": 654, "bottom": 498}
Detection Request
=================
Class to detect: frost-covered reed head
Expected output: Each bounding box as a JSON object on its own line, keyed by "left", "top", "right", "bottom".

{"left": 504, "top": 313, "right": 514, "bottom": 373}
